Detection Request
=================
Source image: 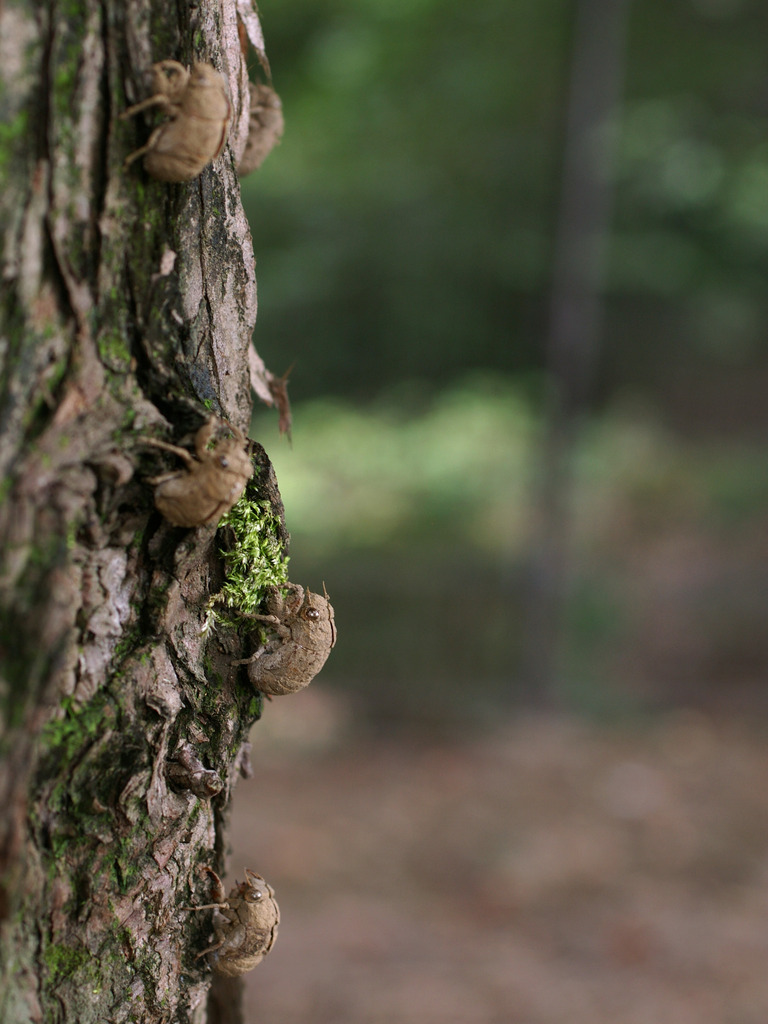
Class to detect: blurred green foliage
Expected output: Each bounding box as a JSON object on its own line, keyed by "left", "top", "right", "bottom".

{"left": 256, "top": 374, "right": 533, "bottom": 553}
{"left": 254, "top": 380, "right": 768, "bottom": 719}
{"left": 244, "top": 0, "right": 768, "bottom": 416}
{"left": 256, "top": 376, "right": 768, "bottom": 557}
{"left": 241, "top": 0, "right": 768, "bottom": 715}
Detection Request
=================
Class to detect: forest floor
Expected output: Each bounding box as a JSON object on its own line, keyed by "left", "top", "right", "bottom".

{"left": 229, "top": 691, "right": 768, "bottom": 1024}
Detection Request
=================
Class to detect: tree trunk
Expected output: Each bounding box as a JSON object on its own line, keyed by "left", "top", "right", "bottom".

{"left": 523, "top": 0, "right": 630, "bottom": 704}
{"left": 0, "top": 2, "right": 284, "bottom": 1021}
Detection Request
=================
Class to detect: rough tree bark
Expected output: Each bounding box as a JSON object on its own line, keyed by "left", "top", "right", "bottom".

{"left": 0, "top": 2, "right": 286, "bottom": 1021}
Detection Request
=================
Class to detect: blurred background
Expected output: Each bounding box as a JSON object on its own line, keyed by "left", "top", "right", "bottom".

{"left": 231, "top": 0, "right": 768, "bottom": 1020}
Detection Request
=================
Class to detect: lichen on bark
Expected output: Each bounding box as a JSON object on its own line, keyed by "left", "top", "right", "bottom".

{"left": 0, "top": 1, "right": 284, "bottom": 1021}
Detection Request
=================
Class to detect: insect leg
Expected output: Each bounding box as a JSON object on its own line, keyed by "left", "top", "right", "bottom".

{"left": 120, "top": 93, "right": 171, "bottom": 120}
{"left": 124, "top": 125, "right": 167, "bottom": 169}
{"left": 142, "top": 436, "right": 197, "bottom": 466}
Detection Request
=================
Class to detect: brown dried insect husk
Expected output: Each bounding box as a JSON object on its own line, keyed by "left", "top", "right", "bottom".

{"left": 237, "top": 83, "right": 284, "bottom": 176}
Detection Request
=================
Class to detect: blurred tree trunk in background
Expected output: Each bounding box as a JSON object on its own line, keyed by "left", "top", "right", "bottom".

{"left": 0, "top": 2, "right": 277, "bottom": 1021}
{"left": 525, "top": 0, "right": 631, "bottom": 703}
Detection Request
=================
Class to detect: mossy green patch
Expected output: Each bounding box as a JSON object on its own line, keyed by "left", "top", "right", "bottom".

{"left": 214, "top": 490, "right": 289, "bottom": 621}
{"left": 199, "top": 668, "right": 223, "bottom": 719}
{"left": 97, "top": 328, "right": 132, "bottom": 371}
{"left": 43, "top": 942, "right": 95, "bottom": 986}
{"left": 39, "top": 694, "right": 112, "bottom": 769}
{"left": 37, "top": 693, "right": 124, "bottom": 837}
{"left": 109, "top": 842, "right": 144, "bottom": 894}
{"left": 245, "top": 693, "right": 263, "bottom": 719}
{"left": 0, "top": 110, "right": 28, "bottom": 178}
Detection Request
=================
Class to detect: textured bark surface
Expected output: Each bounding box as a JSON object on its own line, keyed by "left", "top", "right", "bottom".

{"left": 0, "top": 1, "right": 282, "bottom": 1021}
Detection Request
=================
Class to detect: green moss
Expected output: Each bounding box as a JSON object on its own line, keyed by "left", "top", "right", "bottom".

{"left": 53, "top": 62, "right": 76, "bottom": 103}
{"left": 43, "top": 942, "right": 94, "bottom": 986}
{"left": 0, "top": 110, "right": 28, "bottom": 177}
{"left": 202, "top": 654, "right": 223, "bottom": 691}
{"left": 0, "top": 109, "right": 28, "bottom": 144}
{"left": 65, "top": 519, "right": 78, "bottom": 551}
{"left": 199, "top": 670, "right": 223, "bottom": 719}
{"left": 37, "top": 694, "right": 121, "bottom": 832}
{"left": 214, "top": 492, "right": 289, "bottom": 622}
{"left": 245, "top": 693, "right": 263, "bottom": 719}
{"left": 40, "top": 928, "right": 139, "bottom": 1022}
{"left": 112, "top": 624, "right": 143, "bottom": 664}
{"left": 39, "top": 695, "right": 112, "bottom": 765}
{"left": 97, "top": 328, "right": 132, "bottom": 371}
{"left": 110, "top": 848, "right": 143, "bottom": 894}
{"left": 132, "top": 177, "right": 146, "bottom": 204}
